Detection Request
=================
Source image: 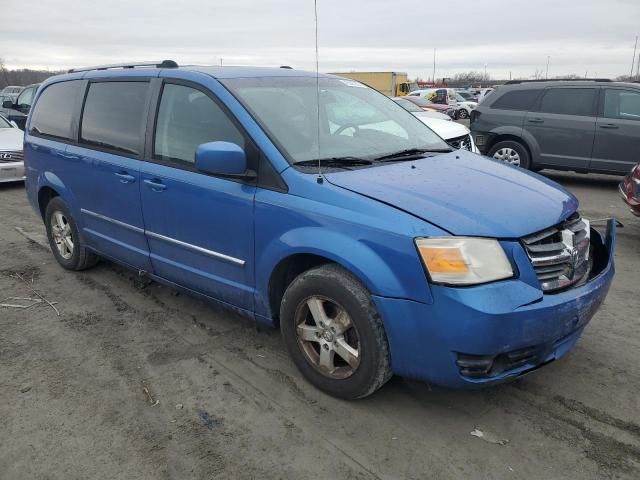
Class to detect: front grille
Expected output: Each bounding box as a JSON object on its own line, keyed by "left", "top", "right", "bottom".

{"left": 521, "top": 212, "right": 591, "bottom": 292}
{"left": 448, "top": 134, "right": 473, "bottom": 151}
{"left": 0, "top": 150, "right": 23, "bottom": 163}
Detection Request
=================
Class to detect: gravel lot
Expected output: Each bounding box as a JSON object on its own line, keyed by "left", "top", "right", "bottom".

{"left": 1, "top": 171, "right": 639, "bottom": 480}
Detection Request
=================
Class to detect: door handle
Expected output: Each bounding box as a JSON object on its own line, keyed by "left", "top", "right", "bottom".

{"left": 527, "top": 118, "right": 544, "bottom": 123}
{"left": 599, "top": 123, "right": 619, "bottom": 129}
{"left": 143, "top": 178, "right": 167, "bottom": 191}
{"left": 114, "top": 172, "right": 136, "bottom": 183}
{"left": 60, "top": 152, "right": 80, "bottom": 161}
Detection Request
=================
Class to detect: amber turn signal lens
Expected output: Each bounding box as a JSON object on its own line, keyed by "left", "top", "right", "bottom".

{"left": 418, "top": 246, "right": 469, "bottom": 274}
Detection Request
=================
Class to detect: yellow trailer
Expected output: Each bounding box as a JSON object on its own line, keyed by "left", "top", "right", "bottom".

{"left": 329, "top": 71, "right": 414, "bottom": 96}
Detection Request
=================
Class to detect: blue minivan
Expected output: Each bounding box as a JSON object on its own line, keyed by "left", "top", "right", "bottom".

{"left": 24, "top": 61, "right": 615, "bottom": 399}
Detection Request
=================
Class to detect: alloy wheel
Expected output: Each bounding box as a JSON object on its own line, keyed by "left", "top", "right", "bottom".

{"left": 51, "top": 211, "right": 74, "bottom": 259}
{"left": 493, "top": 147, "right": 521, "bottom": 166}
{"left": 294, "top": 296, "right": 361, "bottom": 379}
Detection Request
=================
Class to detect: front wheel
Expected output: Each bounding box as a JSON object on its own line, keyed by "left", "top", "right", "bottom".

{"left": 488, "top": 140, "right": 531, "bottom": 169}
{"left": 280, "top": 264, "right": 392, "bottom": 399}
{"left": 457, "top": 108, "right": 469, "bottom": 119}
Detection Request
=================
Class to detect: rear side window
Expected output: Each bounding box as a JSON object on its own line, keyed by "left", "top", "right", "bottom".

{"left": 490, "top": 89, "right": 542, "bottom": 111}
{"left": 80, "top": 82, "right": 149, "bottom": 155}
{"left": 30, "top": 81, "right": 81, "bottom": 140}
{"left": 538, "top": 88, "right": 596, "bottom": 116}
{"left": 603, "top": 89, "right": 640, "bottom": 120}
{"left": 154, "top": 83, "right": 245, "bottom": 165}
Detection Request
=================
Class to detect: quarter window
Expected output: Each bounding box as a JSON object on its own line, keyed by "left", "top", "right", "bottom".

{"left": 30, "top": 81, "right": 81, "bottom": 140}
{"left": 80, "top": 82, "right": 149, "bottom": 155}
{"left": 603, "top": 89, "right": 640, "bottom": 120}
{"left": 538, "top": 88, "right": 596, "bottom": 116}
{"left": 490, "top": 89, "right": 542, "bottom": 111}
{"left": 154, "top": 84, "right": 245, "bottom": 165}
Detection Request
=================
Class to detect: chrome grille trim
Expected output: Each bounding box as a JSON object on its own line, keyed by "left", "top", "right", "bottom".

{"left": 521, "top": 213, "right": 592, "bottom": 292}
{"left": 0, "top": 150, "right": 23, "bottom": 163}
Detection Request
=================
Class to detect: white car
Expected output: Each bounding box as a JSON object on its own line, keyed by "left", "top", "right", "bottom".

{"left": 392, "top": 97, "right": 478, "bottom": 153}
{"left": 454, "top": 93, "right": 477, "bottom": 119}
{"left": 0, "top": 114, "right": 25, "bottom": 183}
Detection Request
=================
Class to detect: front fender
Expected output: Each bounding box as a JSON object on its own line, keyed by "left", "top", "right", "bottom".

{"left": 254, "top": 226, "right": 434, "bottom": 319}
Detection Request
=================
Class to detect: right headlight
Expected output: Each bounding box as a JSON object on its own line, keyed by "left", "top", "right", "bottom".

{"left": 415, "top": 237, "right": 514, "bottom": 286}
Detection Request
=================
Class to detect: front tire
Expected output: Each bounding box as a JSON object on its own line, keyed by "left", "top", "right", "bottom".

{"left": 45, "top": 197, "right": 98, "bottom": 271}
{"left": 280, "top": 264, "right": 392, "bottom": 399}
{"left": 457, "top": 108, "right": 469, "bottom": 119}
{"left": 488, "top": 140, "right": 531, "bottom": 169}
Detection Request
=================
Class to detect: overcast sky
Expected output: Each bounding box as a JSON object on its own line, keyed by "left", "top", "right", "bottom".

{"left": 2, "top": 0, "right": 640, "bottom": 80}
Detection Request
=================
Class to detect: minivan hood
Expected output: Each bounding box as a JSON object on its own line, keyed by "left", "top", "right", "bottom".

{"left": 324, "top": 151, "right": 578, "bottom": 238}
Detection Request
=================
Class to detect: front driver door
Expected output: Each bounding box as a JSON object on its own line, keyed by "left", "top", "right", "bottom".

{"left": 139, "top": 80, "right": 256, "bottom": 311}
{"left": 591, "top": 88, "right": 640, "bottom": 174}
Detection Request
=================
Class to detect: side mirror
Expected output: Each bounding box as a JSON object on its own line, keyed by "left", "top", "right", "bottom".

{"left": 2, "top": 100, "right": 13, "bottom": 109}
{"left": 195, "top": 141, "right": 255, "bottom": 179}
{"left": 10, "top": 120, "right": 18, "bottom": 128}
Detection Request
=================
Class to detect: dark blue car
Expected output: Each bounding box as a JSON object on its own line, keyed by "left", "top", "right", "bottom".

{"left": 23, "top": 61, "right": 615, "bottom": 398}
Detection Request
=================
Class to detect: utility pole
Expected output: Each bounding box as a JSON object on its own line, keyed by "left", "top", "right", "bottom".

{"left": 220, "top": 57, "right": 223, "bottom": 66}
{"left": 484, "top": 63, "right": 487, "bottom": 80}
{"left": 631, "top": 36, "right": 638, "bottom": 78}
{"left": 636, "top": 51, "right": 640, "bottom": 79}
{"left": 432, "top": 48, "right": 436, "bottom": 84}
{"left": 545, "top": 56, "right": 550, "bottom": 79}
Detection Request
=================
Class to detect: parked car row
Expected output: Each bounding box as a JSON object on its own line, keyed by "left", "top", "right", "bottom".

{"left": 408, "top": 88, "right": 478, "bottom": 120}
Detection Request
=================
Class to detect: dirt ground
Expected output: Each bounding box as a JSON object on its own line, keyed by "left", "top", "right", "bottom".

{"left": 0, "top": 171, "right": 639, "bottom": 480}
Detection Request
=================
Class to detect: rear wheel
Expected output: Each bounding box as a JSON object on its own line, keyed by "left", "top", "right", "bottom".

{"left": 280, "top": 264, "right": 392, "bottom": 399}
{"left": 45, "top": 197, "right": 98, "bottom": 271}
{"left": 488, "top": 140, "right": 531, "bottom": 169}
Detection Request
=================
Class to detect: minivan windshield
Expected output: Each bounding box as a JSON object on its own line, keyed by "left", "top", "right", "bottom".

{"left": 221, "top": 77, "right": 450, "bottom": 165}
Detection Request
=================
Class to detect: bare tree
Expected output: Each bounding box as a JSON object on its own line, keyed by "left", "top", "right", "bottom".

{"left": 452, "top": 71, "right": 491, "bottom": 83}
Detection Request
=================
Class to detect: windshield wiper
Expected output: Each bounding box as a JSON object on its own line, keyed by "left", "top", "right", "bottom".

{"left": 294, "top": 157, "right": 373, "bottom": 169}
{"left": 374, "top": 147, "right": 453, "bottom": 162}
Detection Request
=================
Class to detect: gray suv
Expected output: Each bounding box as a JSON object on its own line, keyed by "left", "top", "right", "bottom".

{"left": 470, "top": 79, "right": 640, "bottom": 175}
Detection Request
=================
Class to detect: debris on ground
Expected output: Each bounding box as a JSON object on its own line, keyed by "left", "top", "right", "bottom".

{"left": 470, "top": 428, "right": 509, "bottom": 446}
{"left": 20, "top": 386, "right": 32, "bottom": 393}
{"left": 141, "top": 380, "right": 160, "bottom": 406}
{"left": 196, "top": 409, "right": 222, "bottom": 430}
{"left": 0, "top": 297, "right": 42, "bottom": 309}
{"left": 175, "top": 403, "right": 184, "bottom": 410}
{"left": 11, "top": 273, "right": 60, "bottom": 316}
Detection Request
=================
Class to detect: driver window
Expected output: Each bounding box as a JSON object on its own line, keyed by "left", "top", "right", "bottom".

{"left": 154, "top": 84, "right": 245, "bottom": 166}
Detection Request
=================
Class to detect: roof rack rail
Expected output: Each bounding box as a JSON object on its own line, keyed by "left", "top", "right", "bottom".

{"left": 504, "top": 78, "right": 611, "bottom": 85}
{"left": 68, "top": 60, "right": 178, "bottom": 74}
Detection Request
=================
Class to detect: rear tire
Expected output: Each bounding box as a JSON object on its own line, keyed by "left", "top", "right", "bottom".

{"left": 280, "top": 264, "right": 392, "bottom": 399}
{"left": 45, "top": 197, "right": 98, "bottom": 271}
{"left": 488, "top": 140, "right": 531, "bottom": 169}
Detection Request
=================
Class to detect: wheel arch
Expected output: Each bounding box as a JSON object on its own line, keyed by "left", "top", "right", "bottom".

{"left": 258, "top": 228, "right": 429, "bottom": 325}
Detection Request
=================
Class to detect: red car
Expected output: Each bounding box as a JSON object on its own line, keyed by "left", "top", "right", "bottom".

{"left": 620, "top": 162, "right": 640, "bottom": 216}
{"left": 402, "top": 95, "right": 455, "bottom": 117}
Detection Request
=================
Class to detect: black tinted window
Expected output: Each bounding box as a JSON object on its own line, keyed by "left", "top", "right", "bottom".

{"left": 30, "top": 81, "right": 81, "bottom": 140}
{"left": 154, "top": 84, "right": 244, "bottom": 165}
{"left": 491, "top": 89, "right": 542, "bottom": 111}
{"left": 538, "top": 88, "right": 596, "bottom": 116}
{"left": 603, "top": 89, "right": 640, "bottom": 120}
{"left": 80, "top": 82, "right": 148, "bottom": 155}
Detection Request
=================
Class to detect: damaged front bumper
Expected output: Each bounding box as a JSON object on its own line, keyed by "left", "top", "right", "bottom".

{"left": 372, "top": 219, "right": 616, "bottom": 388}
